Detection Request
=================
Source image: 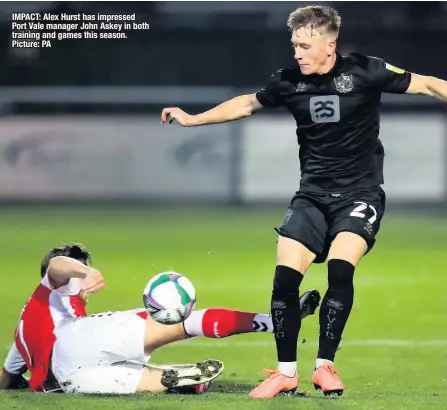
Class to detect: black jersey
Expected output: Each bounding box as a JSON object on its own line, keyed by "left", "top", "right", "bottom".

{"left": 255, "top": 52, "right": 411, "bottom": 193}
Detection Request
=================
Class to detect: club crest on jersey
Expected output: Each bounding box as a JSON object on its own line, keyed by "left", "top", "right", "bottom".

{"left": 296, "top": 82, "right": 307, "bottom": 92}
{"left": 334, "top": 73, "right": 354, "bottom": 94}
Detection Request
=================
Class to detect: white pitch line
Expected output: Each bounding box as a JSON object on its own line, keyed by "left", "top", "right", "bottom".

{"left": 165, "top": 339, "right": 447, "bottom": 348}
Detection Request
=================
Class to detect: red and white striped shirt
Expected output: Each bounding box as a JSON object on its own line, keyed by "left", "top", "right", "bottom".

{"left": 6, "top": 273, "right": 86, "bottom": 391}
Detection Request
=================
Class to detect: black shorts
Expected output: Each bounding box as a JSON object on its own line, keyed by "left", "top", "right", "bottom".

{"left": 275, "top": 186, "right": 386, "bottom": 264}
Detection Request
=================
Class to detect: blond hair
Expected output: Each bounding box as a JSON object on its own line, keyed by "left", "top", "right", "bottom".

{"left": 287, "top": 6, "right": 341, "bottom": 37}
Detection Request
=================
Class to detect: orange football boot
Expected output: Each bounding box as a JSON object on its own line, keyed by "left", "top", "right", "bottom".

{"left": 249, "top": 369, "right": 299, "bottom": 399}
{"left": 312, "top": 363, "right": 344, "bottom": 396}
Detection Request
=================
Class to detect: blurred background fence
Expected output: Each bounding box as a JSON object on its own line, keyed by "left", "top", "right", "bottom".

{"left": 0, "top": 1, "right": 446, "bottom": 210}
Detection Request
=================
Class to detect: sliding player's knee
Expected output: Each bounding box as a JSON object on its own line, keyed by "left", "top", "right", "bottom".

{"left": 327, "top": 259, "right": 355, "bottom": 289}
{"left": 136, "top": 368, "right": 167, "bottom": 393}
{"left": 277, "top": 236, "right": 315, "bottom": 273}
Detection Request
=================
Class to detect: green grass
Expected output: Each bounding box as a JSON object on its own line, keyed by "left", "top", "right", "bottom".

{"left": 0, "top": 205, "right": 446, "bottom": 409}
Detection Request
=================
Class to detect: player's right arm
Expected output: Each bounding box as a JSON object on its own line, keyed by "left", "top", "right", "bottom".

{"left": 46, "top": 256, "right": 105, "bottom": 294}
{"left": 161, "top": 70, "right": 284, "bottom": 127}
{"left": 161, "top": 94, "right": 263, "bottom": 127}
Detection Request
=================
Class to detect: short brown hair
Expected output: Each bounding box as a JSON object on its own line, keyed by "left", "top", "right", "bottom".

{"left": 287, "top": 6, "right": 341, "bottom": 37}
{"left": 40, "top": 242, "right": 91, "bottom": 278}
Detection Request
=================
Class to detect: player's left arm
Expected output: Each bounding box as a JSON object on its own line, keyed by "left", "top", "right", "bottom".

{"left": 367, "top": 56, "right": 447, "bottom": 101}
{"left": 405, "top": 73, "right": 447, "bottom": 101}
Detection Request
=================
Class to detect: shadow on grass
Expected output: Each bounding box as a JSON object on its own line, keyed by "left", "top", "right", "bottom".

{"left": 208, "top": 381, "right": 255, "bottom": 394}
{"left": 209, "top": 381, "right": 314, "bottom": 398}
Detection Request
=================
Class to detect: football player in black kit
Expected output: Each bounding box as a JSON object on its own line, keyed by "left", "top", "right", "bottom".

{"left": 161, "top": 5, "right": 447, "bottom": 399}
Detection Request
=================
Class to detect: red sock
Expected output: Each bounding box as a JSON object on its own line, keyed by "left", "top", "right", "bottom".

{"left": 203, "top": 308, "right": 257, "bottom": 338}
{"left": 184, "top": 308, "right": 258, "bottom": 338}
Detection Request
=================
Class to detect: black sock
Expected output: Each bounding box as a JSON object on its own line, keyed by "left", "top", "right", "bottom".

{"left": 271, "top": 265, "right": 304, "bottom": 362}
{"left": 318, "top": 259, "right": 355, "bottom": 362}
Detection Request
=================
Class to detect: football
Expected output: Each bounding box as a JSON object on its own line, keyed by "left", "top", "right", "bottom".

{"left": 143, "top": 272, "right": 196, "bottom": 325}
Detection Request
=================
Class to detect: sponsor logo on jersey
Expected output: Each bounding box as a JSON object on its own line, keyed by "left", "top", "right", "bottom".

{"left": 385, "top": 63, "right": 405, "bottom": 74}
{"left": 334, "top": 73, "right": 354, "bottom": 93}
{"left": 309, "top": 96, "right": 340, "bottom": 123}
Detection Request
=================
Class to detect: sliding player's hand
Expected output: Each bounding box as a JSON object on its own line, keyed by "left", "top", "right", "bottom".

{"left": 161, "top": 107, "right": 193, "bottom": 126}
{"left": 82, "top": 268, "right": 105, "bottom": 294}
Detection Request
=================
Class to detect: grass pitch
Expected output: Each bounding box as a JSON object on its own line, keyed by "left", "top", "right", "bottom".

{"left": 0, "top": 205, "right": 445, "bottom": 409}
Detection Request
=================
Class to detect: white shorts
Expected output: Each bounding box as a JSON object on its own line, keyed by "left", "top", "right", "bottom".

{"left": 52, "top": 309, "right": 149, "bottom": 394}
